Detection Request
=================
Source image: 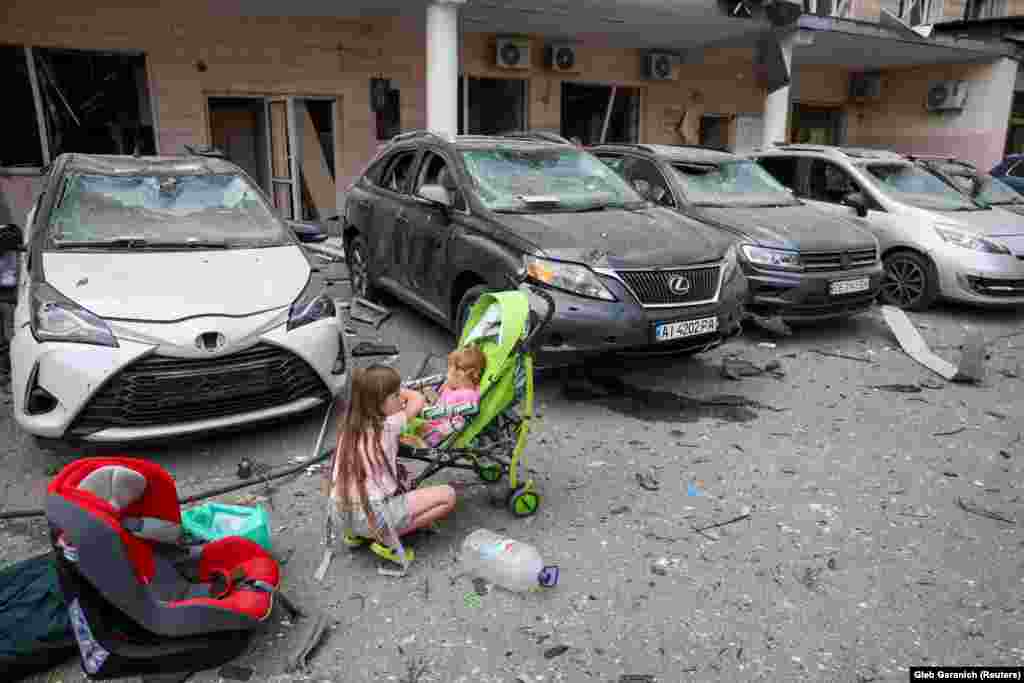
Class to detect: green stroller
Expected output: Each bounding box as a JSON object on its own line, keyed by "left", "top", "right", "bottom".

{"left": 322, "top": 282, "right": 555, "bottom": 571}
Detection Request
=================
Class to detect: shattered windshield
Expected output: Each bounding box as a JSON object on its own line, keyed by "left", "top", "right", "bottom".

{"left": 459, "top": 147, "right": 645, "bottom": 212}
{"left": 47, "top": 173, "right": 291, "bottom": 249}
{"left": 863, "top": 163, "right": 982, "bottom": 211}
{"left": 947, "top": 173, "right": 1024, "bottom": 206}
{"left": 671, "top": 160, "right": 799, "bottom": 207}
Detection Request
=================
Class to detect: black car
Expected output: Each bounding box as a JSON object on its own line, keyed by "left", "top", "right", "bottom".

{"left": 589, "top": 143, "right": 883, "bottom": 322}
{"left": 912, "top": 155, "right": 1024, "bottom": 217}
{"left": 341, "top": 131, "right": 747, "bottom": 365}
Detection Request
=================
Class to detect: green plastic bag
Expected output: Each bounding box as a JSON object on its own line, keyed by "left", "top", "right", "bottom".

{"left": 180, "top": 503, "right": 272, "bottom": 551}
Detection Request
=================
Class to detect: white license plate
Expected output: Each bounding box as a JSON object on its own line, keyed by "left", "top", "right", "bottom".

{"left": 829, "top": 277, "right": 870, "bottom": 296}
{"left": 655, "top": 316, "right": 719, "bottom": 342}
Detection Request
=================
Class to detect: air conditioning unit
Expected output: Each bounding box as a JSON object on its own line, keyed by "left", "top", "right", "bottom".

{"left": 849, "top": 71, "right": 882, "bottom": 100}
{"left": 545, "top": 43, "right": 579, "bottom": 73}
{"left": 926, "top": 80, "right": 969, "bottom": 112}
{"left": 495, "top": 37, "right": 531, "bottom": 70}
{"left": 643, "top": 52, "right": 676, "bottom": 81}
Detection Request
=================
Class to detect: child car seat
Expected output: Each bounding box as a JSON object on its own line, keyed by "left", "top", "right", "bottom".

{"left": 45, "top": 457, "right": 280, "bottom": 680}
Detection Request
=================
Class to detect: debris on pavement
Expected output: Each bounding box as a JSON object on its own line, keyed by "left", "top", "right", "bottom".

{"left": 237, "top": 458, "right": 253, "bottom": 479}
{"left": 933, "top": 427, "right": 966, "bottom": 437}
{"left": 314, "top": 549, "right": 333, "bottom": 582}
{"left": 543, "top": 645, "right": 570, "bottom": 659}
{"left": 881, "top": 305, "right": 957, "bottom": 380}
{"left": 955, "top": 497, "right": 1016, "bottom": 525}
{"left": 348, "top": 297, "right": 392, "bottom": 329}
{"left": 351, "top": 341, "right": 400, "bottom": 357}
{"left": 285, "top": 607, "right": 332, "bottom": 674}
{"left": 953, "top": 329, "right": 986, "bottom": 384}
{"left": 871, "top": 383, "right": 922, "bottom": 393}
{"left": 920, "top": 378, "right": 945, "bottom": 389}
{"left": 217, "top": 664, "right": 254, "bottom": 681}
{"left": 757, "top": 342, "right": 777, "bottom": 349}
{"left": 810, "top": 348, "right": 873, "bottom": 363}
{"left": 744, "top": 312, "right": 792, "bottom": 336}
{"left": 635, "top": 471, "right": 660, "bottom": 491}
{"left": 693, "top": 511, "right": 752, "bottom": 537}
{"left": 721, "top": 358, "right": 786, "bottom": 380}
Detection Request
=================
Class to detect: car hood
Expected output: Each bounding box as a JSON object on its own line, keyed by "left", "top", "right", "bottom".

{"left": 497, "top": 206, "right": 733, "bottom": 268}
{"left": 43, "top": 246, "right": 309, "bottom": 320}
{"left": 693, "top": 204, "right": 876, "bottom": 252}
{"left": 933, "top": 206, "right": 1024, "bottom": 236}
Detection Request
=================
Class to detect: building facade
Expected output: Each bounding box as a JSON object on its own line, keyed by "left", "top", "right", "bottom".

{"left": 1, "top": 0, "right": 1019, "bottom": 228}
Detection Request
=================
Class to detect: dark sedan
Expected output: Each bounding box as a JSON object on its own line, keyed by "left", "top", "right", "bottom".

{"left": 590, "top": 143, "right": 883, "bottom": 322}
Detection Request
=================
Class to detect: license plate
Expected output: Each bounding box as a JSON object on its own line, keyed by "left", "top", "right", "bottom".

{"left": 654, "top": 316, "right": 718, "bottom": 342}
{"left": 829, "top": 277, "right": 870, "bottom": 296}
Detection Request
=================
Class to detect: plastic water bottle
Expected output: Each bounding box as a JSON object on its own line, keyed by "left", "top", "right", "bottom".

{"left": 460, "top": 529, "right": 559, "bottom": 593}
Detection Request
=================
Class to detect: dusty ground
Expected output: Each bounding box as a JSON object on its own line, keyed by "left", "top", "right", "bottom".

{"left": 2, "top": 271, "right": 1023, "bottom": 682}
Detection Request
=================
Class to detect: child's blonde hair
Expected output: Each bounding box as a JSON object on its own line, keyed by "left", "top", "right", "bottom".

{"left": 448, "top": 345, "right": 487, "bottom": 386}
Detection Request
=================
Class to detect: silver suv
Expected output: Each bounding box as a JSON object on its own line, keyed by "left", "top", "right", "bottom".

{"left": 751, "top": 144, "right": 1024, "bottom": 310}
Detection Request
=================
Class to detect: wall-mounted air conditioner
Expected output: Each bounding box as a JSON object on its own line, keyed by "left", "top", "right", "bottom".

{"left": 545, "top": 43, "right": 579, "bottom": 73}
{"left": 495, "top": 37, "right": 532, "bottom": 70}
{"left": 642, "top": 52, "right": 676, "bottom": 81}
{"left": 926, "top": 80, "right": 969, "bottom": 112}
{"left": 849, "top": 71, "right": 882, "bottom": 100}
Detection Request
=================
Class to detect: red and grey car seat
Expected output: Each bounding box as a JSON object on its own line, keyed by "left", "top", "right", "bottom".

{"left": 45, "top": 457, "right": 280, "bottom": 680}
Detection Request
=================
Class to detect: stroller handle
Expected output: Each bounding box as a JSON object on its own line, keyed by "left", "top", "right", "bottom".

{"left": 503, "top": 273, "right": 556, "bottom": 352}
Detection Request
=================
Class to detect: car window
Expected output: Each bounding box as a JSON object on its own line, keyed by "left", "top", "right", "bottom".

{"left": 669, "top": 159, "right": 798, "bottom": 208}
{"left": 595, "top": 154, "right": 627, "bottom": 174}
{"left": 1009, "top": 160, "right": 1024, "bottom": 178}
{"left": 46, "top": 172, "right": 291, "bottom": 249}
{"left": 971, "top": 174, "right": 1024, "bottom": 205}
{"left": 413, "top": 151, "right": 466, "bottom": 211}
{"left": 380, "top": 150, "right": 418, "bottom": 194}
{"left": 807, "top": 160, "right": 862, "bottom": 205}
{"left": 621, "top": 158, "right": 674, "bottom": 206}
{"left": 861, "top": 162, "right": 980, "bottom": 211}
{"left": 756, "top": 157, "right": 799, "bottom": 191}
{"left": 459, "top": 146, "right": 645, "bottom": 212}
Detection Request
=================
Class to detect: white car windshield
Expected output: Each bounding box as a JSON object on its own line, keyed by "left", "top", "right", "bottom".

{"left": 946, "top": 173, "right": 1024, "bottom": 206}
{"left": 459, "top": 147, "right": 645, "bottom": 212}
{"left": 671, "top": 160, "right": 798, "bottom": 207}
{"left": 863, "top": 163, "right": 982, "bottom": 211}
{"left": 48, "top": 173, "right": 291, "bottom": 248}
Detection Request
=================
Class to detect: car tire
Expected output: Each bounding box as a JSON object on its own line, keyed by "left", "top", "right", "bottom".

{"left": 879, "top": 250, "right": 938, "bottom": 311}
{"left": 345, "top": 234, "right": 377, "bottom": 301}
{"left": 455, "top": 284, "right": 490, "bottom": 339}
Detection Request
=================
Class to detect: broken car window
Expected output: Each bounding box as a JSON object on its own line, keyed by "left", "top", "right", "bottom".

{"left": 47, "top": 173, "right": 289, "bottom": 248}
{"left": 863, "top": 163, "right": 981, "bottom": 211}
{"left": 459, "top": 147, "right": 644, "bottom": 212}
{"left": 671, "top": 159, "right": 798, "bottom": 208}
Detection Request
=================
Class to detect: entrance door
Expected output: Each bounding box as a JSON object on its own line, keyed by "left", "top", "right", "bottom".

{"left": 561, "top": 83, "right": 640, "bottom": 146}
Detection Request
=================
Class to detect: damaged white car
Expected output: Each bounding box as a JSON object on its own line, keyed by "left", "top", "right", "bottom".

{"left": 0, "top": 152, "right": 348, "bottom": 450}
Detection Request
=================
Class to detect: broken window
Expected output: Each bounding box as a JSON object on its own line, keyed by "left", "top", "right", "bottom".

{"left": 560, "top": 83, "right": 640, "bottom": 147}
{"left": 33, "top": 48, "right": 155, "bottom": 158}
{"left": 0, "top": 45, "right": 45, "bottom": 168}
{"left": 458, "top": 77, "right": 528, "bottom": 135}
{"left": 371, "top": 78, "right": 401, "bottom": 141}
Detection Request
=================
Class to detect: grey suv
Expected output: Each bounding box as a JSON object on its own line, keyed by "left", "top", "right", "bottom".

{"left": 341, "top": 131, "right": 747, "bottom": 365}
{"left": 589, "top": 143, "right": 882, "bottom": 322}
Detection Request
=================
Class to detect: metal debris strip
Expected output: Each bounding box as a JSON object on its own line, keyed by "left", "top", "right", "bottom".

{"left": 811, "top": 348, "right": 873, "bottom": 363}
{"left": 881, "top": 305, "right": 957, "bottom": 380}
{"left": 349, "top": 297, "right": 392, "bottom": 329}
{"left": 955, "top": 497, "right": 1016, "bottom": 525}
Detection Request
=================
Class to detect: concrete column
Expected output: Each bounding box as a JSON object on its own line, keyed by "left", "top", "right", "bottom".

{"left": 426, "top": 0, "right": 465, "bottom": 139}
{"left": 761, "top": 31, "right": 795, "bottom": 148}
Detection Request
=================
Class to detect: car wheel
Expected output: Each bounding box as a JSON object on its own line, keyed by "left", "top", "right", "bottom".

{"left": 455, "top": 285, "right": 490, "bottom": 339}
{"left": 879, "top": 250, "right": 938, "bottom": 311}
{"left": 345, "top": 234, "right": 376, "bottom": 300}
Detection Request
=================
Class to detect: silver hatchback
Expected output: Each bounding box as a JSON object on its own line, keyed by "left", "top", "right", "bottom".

{"left": 753, "top": 145, "right": 1024, "bottom": 310}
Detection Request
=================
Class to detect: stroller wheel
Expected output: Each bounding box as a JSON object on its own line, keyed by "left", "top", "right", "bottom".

{"left": 508, "top": 486, "right": 540, "bottom": 517}
{"left": 477, "top": 462, "right": 504, "bottom": 483}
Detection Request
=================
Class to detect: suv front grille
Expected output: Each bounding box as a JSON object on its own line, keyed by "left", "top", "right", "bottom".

{"left": 69, "top": 343, "right": 329, "bottom": 435}
{"left": 801, "top": 248, "right": 877, "bottom": 271}
{"left": 617, "top": 265, "right": 720, "bottom": 306}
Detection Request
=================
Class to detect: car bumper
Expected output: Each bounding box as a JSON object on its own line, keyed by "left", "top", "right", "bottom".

{"left": 933, "top": 244, "right": 1024, "bottom": 305}
{"left": 11, "top": 310, "right": 349, "bottom": 442}
{"left": 742, "top": 262, "right": 883, "bottom": 322}
{"left": 518, "top": 269, "right": 747, "bottom": 366}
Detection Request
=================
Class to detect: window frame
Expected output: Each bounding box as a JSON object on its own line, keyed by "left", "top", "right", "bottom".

{"left": 376, "top": 148, "right": 420, "bottom": 195}
{"left": 806, "top": 158, "right": 865, "bottom": 205}
{"left": 411, "top": 148, "right": 468, "bottom": 213}
{"left": 625, "top": 157, "right": 677, "bottom": 208}
{"left": 1, "top": 44, "right": 156, "bottom": 175}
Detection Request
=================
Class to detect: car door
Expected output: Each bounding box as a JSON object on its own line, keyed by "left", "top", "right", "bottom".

{"left": 370, "top": 148, "right": 420, "bottom": 286}
{"left": 399, "top": 148, "right": 466, "bottom": 308}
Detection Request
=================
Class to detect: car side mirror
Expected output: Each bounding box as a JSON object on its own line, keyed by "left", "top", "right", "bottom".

{"left": 418, "top": 184, "right": 453, "bottom": 208}
{"left": 287, "top": 220, "right": 329, "bottom": 243}
{"left": 0, "top": 224, "right": 25, "bottom": 252}
{"left": 842, "top": 192, "right": 869, "bottom": 217}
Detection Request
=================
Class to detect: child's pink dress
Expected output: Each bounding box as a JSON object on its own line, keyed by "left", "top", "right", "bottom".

{"left": 418, "top": 386, "right": 481, "bottom": 447}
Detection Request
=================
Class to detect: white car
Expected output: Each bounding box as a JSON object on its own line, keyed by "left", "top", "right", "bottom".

{"left": 0, "top": 152, "right": 349, "bottom": 449}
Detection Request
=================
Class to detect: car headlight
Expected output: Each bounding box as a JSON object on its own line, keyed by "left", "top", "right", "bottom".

{"left": 934, "top": 224, "right": 1011, "bottom": 254}
{"left": 287, "top": 278, "right": 337, "bottom": 331}
{"left": 721, "top": 243, "right": 740, "bottom": 283}
{"left": 740, "top": 244, "right": 802, "bottom": 270}
{"left": 524, "top": 256, "right": 617, "bottom": 301}
{"left": 30, "top": 281, "right": 118, "bottom": 347}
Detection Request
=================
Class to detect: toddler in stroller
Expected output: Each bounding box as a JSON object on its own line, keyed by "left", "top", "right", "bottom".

{"left": 401, "top": 345, "right": 487, "bottom": 449}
